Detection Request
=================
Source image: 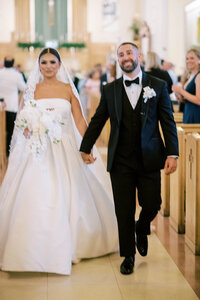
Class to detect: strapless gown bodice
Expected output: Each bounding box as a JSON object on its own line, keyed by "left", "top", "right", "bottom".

{"left": 0, "top": 98, "right": 118, "bottom": 275}
{"left": 35, "top": 98, "right": 74, "bottom": 136}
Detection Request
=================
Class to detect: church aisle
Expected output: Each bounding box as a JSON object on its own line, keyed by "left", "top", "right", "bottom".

{"left": 0, "top": 232, "right": 198, "bottom": 300}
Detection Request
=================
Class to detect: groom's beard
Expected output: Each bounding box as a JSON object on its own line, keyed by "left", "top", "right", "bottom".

{"left": 120, "top": 59, "right": 139, "bottom": 73}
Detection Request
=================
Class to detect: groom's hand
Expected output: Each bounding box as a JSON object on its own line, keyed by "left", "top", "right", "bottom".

{"left": 164, "top": 157, "right": 178, "bottom": 175}
{"left": 80, "top": 152, "right": 96, "bottom": 164}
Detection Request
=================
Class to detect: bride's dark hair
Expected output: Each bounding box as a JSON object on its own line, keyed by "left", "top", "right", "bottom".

{"left": 39, "top": 48, "right": 61, "bottom": 62}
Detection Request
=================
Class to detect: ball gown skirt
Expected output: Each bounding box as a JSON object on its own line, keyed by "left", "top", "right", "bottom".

{"left": 0, "top": 98, "right": 118, "bottom": 275}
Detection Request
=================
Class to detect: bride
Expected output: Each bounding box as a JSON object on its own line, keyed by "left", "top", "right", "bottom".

{"left": 0, "top": 48, "right": 118, "bottom": 275}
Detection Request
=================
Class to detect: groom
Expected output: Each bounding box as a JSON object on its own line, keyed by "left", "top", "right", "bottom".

{"left": 80, "top": 42, "right": 178, "bottom": 275}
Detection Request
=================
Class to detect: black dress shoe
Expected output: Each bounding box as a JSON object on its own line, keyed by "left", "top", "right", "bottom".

{"left": 120, "top": 256, "right": 135, "bottom": 275}
{"left": 136, "top": 234, "right": 148, "bottom": 256}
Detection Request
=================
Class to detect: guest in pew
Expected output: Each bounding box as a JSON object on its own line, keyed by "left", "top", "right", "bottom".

{"left": 85, "top": 69, "right": 101, "bottom": 121}
{"left": 70, "top": 68, "right": 80, "bottom": 93}
{"left": 80, "top": 42, "right": 179, "bottom": 275}
{"left": 145, "top": 51, "right": 173, "bottom": 95}
{"left": 172, "top": 49, "right": 200, "bottom": 123}
{"left": 100, "top": 61, "right": 116, "bottom": 93}
{"left": 15, "top": 63, "right": 27, "bottom": 83}
{"left": 0, "top": 56, "right": 26, "bottom": 156}
{"left": 161, "top": 59, "right": 178, "bottom": 84}
{"left": 176, "top": 70, "right": 189, "bottom": 113}
{"left": 85, "top": 69, "right": 101, "bottom": 97}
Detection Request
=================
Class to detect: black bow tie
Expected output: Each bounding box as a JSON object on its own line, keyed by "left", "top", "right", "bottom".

{"left": 125, "top": 77, "right": 139, "bottom": 86}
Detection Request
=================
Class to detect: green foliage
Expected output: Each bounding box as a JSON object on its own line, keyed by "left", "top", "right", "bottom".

{"left": 59, "top": 42, "right": 86, "bottom": 49}
{"left": 17, "top": 42, "right": 86, "bottom": 49}
{"left": 129, "top": 19, "right": 142, "bottom": 35}
{"left": 17, "top": 42, "right": 45, "bottom": 49}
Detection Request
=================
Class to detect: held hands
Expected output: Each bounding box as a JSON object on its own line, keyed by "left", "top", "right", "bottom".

{"left": 172, "top": 84, "right": 183, "bottom": 94}
{"left": 164, "top": 157, "right": 178, "bottom": 175}
{"left": 81, "top": 151, "right": 96, "bottom": 164}
{"left": 172, "top": 84, "right": 184, "bottom": 102}
{"left": 172, "top": 83, "right": 184, "bottom": 102}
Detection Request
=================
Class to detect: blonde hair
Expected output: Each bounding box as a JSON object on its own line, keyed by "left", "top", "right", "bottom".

{"left": 145, "top": 51, "right": 161, "bottom": 72}
{"left": 187, "top": 48, "right": 200, "bottom": 71}
{"left": 187, "top": 48, "right": 200, "bottom": 59}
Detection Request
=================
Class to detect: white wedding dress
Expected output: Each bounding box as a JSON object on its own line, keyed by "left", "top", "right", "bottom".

{"left": 0, "top": 98, "right": 118, "bottom": 275}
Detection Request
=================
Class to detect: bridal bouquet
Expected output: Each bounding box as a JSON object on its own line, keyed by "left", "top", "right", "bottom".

{"left": 15, "top": 100, "right": 64, "bottom": 157}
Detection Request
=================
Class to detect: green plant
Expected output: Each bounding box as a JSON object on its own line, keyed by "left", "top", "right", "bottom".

{"left": 59, "top": 42, "right": 86, "bottom": 49}
{"left": 17, "top": 42, "right": 44, "bottom": 49}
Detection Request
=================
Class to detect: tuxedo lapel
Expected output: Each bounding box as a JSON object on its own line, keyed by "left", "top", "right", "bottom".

{"left": 113, "top": 77, "right": 123, "bottom": 125}
{"left": 113, "top": 74, "right": 153, "bottom": 127}
{"left": 140, "top": 72, "right": 152, "bottom": 128}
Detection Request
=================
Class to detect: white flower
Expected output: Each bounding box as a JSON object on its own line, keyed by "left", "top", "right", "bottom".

{"left": 15, "top": 100, "right": 40, "bottom": 130}
{"left": 15, "top": 100, "right": 64, "bottom": 158}
{"left": 48, "top": 123, "right": 62, "bottom": 143}
{"left": 143, "top": 86, "right": 156, "bottom": 103}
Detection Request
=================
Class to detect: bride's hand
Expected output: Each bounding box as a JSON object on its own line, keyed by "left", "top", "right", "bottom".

{"left": 81, "top": 151, "right": 96, "bottom": 164}
{"left": 23, "top": 128, "right": 32, "bottom": 139}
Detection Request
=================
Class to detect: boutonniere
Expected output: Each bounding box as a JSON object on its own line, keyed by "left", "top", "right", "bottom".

{"left": 143, "top": 86, "right": 156, "bottom": 103}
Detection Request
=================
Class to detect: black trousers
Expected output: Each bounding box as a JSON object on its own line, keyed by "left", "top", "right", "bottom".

{"left": 110, "top": 163, "right": 161, "bottom": 257}
{"left": 6, "top": 111, "right": 16, "bottom": 156}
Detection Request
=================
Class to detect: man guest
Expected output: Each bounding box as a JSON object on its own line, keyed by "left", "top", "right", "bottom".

{"left": 0, "top": 56, "right": 26, "bottom": 156}
{"left": 80, "top": 42, "right": 178, "bottom": 275}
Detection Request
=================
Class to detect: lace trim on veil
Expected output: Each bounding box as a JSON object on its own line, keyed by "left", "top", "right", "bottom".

{"left": 10, "top": 54, "right": 87, "bottom": 154}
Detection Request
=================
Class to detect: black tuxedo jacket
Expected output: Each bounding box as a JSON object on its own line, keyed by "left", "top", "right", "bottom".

{"left": 80, "top": 72, "right": 179, "bottom": 172}
{"left": 100, "top": 73, "right": 108, "bottom": 93}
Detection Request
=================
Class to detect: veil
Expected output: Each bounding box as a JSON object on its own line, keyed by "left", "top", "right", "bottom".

{"left": 9, "top": 49, "right": 113, "bottom": 196}
{"left": 10, "top": 54, "right": 87, "bottom": 152}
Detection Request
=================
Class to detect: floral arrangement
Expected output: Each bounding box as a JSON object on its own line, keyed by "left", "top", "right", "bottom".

{"left": 15, "top": 100, "right": 64, "bottom": 157}
{"left": 143, "top": 86, "right": 156, "bottom": 103}
{"left": 129, "top": 17, "right": 143, "bottom": 41}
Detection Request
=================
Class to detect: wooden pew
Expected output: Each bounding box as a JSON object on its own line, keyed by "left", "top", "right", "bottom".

{"left": 160, "top": 170, "right": 170, "bottom": 216}
{"left": 185, "top": 133, "right": 200, "bottom": 255}
{"left": 160, "top": 113, "right": 183, "bottom": 216}
{"left": 169, "top": 128, "right": 185, "bottom": 232}
{"left": 0, "top": 109, "right": 7, "bottom": 185}
{"left": 173, "top": 112, "right": 183, "bottom": 123}
{"left": 169, "top": 124, "right": 200, "bottom": 234}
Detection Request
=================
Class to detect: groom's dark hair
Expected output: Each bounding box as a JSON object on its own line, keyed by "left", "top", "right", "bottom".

{"left": 117, "top": 42, "right": 138, "bottom": 53}
{"left": 39, "top": 48, "right": 61, "bottom": 62}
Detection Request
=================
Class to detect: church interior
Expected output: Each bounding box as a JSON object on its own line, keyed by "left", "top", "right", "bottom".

{"left": 0, "top": 0, "right": 200, "bottom": 299}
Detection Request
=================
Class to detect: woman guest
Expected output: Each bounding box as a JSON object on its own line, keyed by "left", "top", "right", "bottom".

{"left": 172, "top": 49, "right": 200, "bottom": 123}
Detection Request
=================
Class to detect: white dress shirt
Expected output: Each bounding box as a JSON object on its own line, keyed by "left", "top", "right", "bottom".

{"left": 0, "top": 68, "right": 26, "bottom": 112}
{"left": 123, "top": 71, "right": 142, "bottom": 109}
